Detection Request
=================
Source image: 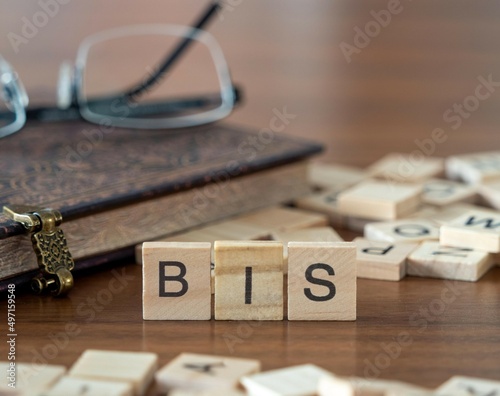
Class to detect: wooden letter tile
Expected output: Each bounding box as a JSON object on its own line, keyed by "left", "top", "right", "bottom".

{"left": 308, "top": 162, "right": 366, "bottom": 189}
{"left": 143, "top": 242, "right": 211, "bottom": 320}
{"left": 368, "top": 153, "right": 444, "bottom": 183}
{"left": 364, "top": 219, "right": 439, "bottom": 244}
{"left": 294, "top": 188, "right": 347, "bottom": 227}
{"left": 337, "top": 181, "right": 422, "bottom": 220}
{"left": 46, "top": 376, "right": 133, "bottom": 396}
{"left": 436, "top": 376, "right": 500, "bottom": 395}
{"left": 479, "top": 178, "right": 500, "bottom": 209}
{"left": 0, "top": 362, "right": 65, "bottom": 392}
{"left": 214, "top": 241, "right": 284, "bottom": 321}
{"left": 446, "top": 151, "right": 500, "bottom": 184}
{"left": 407, "top": 241, "right": 494, "bottom": 282}
{"left": 318, "top": 375, "right": 430, "bottom": 396}
{"left": 422, "top": 179, "right": 477, "bottom": 206}
{"left": 155, "top": 352, "right": 260, "bottom": 392}
{"left": 353, "top": 238, "right": 418, "bottom": 281}
{"left": 241, "top": 364, "right": 331, "bottom": 396}
{"left": 68, "top": 350, "right": 158, "bottom": 396}
{"left": 288, "top": 242, "right": 356, "bottom": 321}
{"left": 440, "top": 209, "right": 500, "bottom": 253}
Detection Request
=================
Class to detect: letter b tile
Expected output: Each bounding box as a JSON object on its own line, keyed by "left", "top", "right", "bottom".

{"left": 288, "top": 242, "right": 356, "bottom": 321}
{"left": 142, "top": 242, "right": 211, "bottom": 320}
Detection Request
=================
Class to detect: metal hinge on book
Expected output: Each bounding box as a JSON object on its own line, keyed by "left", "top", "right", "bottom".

{"left": 3, "top": 205, "right": 75, "bottom": 296}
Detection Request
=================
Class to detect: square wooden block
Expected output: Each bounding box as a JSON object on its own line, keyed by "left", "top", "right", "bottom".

{"left": 436, "top": 376, "right": 500, "bottom": 395}
{"left": 143, "top": 242, "right": 211, "bottom": 320}
{"left": 294, "top": 188, "right": 347, "bottom": 227}
{"left": 318, "top": 375, "right": 430, "bottom": 396}
{"left": 0, "top": 362, "right": 65, "bottom": 392}
{"left": 440, "top": 209, "right": 500, "bottom": 253}
{"left": 214, "top": 241, "right": 284, "bottom": 321}
{"left": 288, "top": 242, "right": 356, "bottom": 321}
{"left": 368, "top": 153, "right": 444, "bottom": 183}
{"left": 155, "top": 352, "right": 260, "bottom": 392}
{"left": 68, "top": 350, "right": 158, "bottom": 396}
{"left": 479, "top": 178, "right": 500, "bottom": 209}
{"left": 242, "top": 364, "right": 331, "bottom": 396}
{"left": 446, "top": 151, "right": 500, "bottom": 184}
{"left": 337, "top": 181, "right": 422, "bottom": 220}
{"left": 407, "top": 241, "right": 494, "bottom": 282}
{"left": 354, "top": 238, "right": 418, "bottom": 281}
{"left": 422, "top": 179, "right": 477, "bottom": 206}
{"left": 46, "top": 376, "right": 133, "bottom": 396}
{"left": 364, "top": 219, "right": 439, "bottom": 244}
{"left": 308, "top": 162, "right": 366, "bottom": 189}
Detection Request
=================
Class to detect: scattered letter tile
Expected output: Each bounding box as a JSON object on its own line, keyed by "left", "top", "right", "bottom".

{"left": 68, "top": 350, "right": 158, "bottom": 396}
{"left": 155, "top": 353, "right": 260, "bottom": 392}
{"left": 353, "top": 237, "right": 418, "bottom": 281}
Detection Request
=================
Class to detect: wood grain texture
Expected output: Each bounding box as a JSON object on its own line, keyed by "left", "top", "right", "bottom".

{"left": 287, "top": 242, "right": 356, "bottom": 321}
{"left": 1, "top": 0, "right": 500, "bottom": 393}
{"left": 142, "top": 242, "right": 211, "bottom": 320}
{"left": 214, "top": 241, "right": 284, "bottom": 321}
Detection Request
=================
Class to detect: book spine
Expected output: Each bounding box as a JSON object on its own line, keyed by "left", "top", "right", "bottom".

{"left": 0, "top": 161, "right": 310, "bottom": 283}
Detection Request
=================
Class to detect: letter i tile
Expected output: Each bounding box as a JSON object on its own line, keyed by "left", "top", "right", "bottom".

{"left": 142, "top": 242, "right": 211, "bottom": 320}
{"left": 214, "top": 241, "right": 284, "bottom": 321}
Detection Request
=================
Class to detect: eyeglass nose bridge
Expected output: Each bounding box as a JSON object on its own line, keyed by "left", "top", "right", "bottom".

{"left": 57, "top": 61, "right": 76, "bottom": 110}
{"left": 0, "top": 56, "right": 29, "bottom": 139}
{"left": 0, "top": 58, "right": 29, "bottom": 111}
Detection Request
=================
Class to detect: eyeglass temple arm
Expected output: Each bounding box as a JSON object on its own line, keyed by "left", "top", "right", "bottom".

{"left": 123, "top": 1, "right": 222, "bottom": 99}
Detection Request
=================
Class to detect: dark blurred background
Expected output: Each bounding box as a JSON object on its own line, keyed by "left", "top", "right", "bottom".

{"left": 1, "top": 0, "right": 500, "bottom": 165}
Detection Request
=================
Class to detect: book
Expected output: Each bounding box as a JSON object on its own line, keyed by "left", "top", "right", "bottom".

{"left": 0, "top": 121, "right": 322, "bottom": 288}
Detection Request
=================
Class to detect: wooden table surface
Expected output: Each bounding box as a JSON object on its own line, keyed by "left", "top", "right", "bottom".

{"left": 1, "top": 0, "right": 500, "bottom": 392}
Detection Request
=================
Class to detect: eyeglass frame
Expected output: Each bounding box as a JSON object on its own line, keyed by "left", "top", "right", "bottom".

{"left": 0, "top": 1, "right": 242, "bottom": 139}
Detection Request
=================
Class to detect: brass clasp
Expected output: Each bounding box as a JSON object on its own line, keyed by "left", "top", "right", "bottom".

{"left": 3, "top": 205, "right": 74, "bottom": 296}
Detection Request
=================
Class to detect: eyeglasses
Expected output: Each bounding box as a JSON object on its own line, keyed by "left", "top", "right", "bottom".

{"left": 0, "top": 1, "right": 240, "bottom": 139}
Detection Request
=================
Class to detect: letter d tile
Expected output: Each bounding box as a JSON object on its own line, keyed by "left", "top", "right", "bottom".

{"left": 142, "top": 242, "right": 211, "bottom": 320}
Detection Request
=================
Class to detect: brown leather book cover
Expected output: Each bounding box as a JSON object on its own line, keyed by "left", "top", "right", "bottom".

{"left": 0, "top": 121, "right": 322, "bottom": 288}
